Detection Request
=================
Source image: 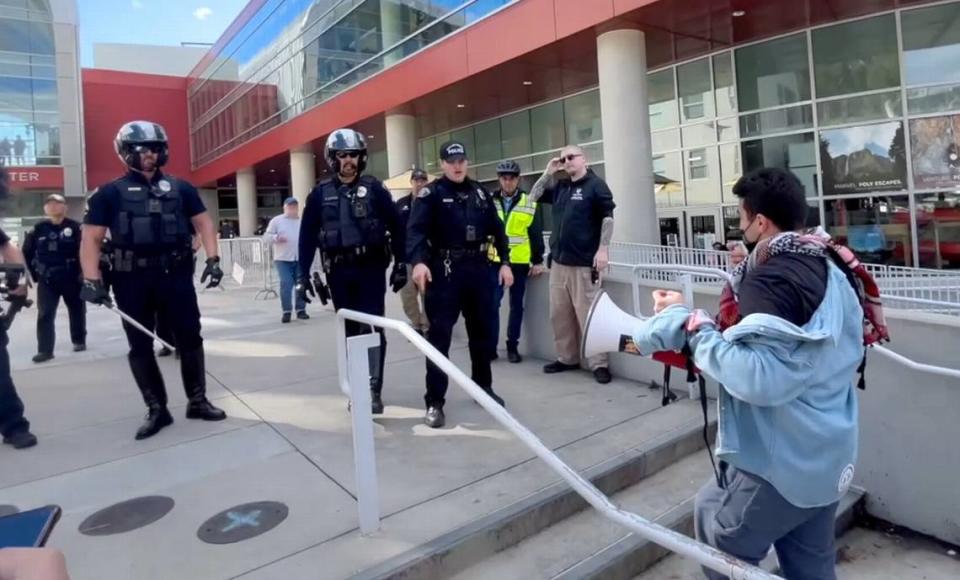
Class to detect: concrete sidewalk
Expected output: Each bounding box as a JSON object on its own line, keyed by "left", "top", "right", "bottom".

{"left": 2, "top": 285, "right": 697, "bottom": 579}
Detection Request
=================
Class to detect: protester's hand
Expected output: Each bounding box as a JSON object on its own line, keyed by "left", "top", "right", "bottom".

{"left": 389, "top": 263, "right": 408, "bottom": 293}
{"left": 0, "top": 547, "right": 71, "bottom": 580}
{"left": 728, "top": 242, "right": 748, "bottom": 267}
{"left": 200, "top": 257, "right": 223, "bottom": 288}
{"left": 545, "top": 157, "right": 563, "bottom": 175}
{"left": 529, "top": 264, "right": 546, "bottom": 277}
{"left": 593, "top": 246, "right": 609, "bottom": 275}
{"left": 296, "top": 275, "right": 315, "bottom": 304}
{"left": 653, "top": 290, "right": 685, "bottom": 313}
{"left": 499, "top": 265, "right": 514, "bottom": 288}
{"left": 412, "top": 263, "right": 431, "bottom": 293}
{"left": 685, "top": 309, "right": 716, "bottom": 333}
{"left": 80, "top": 279, "right": 112, "bottom": 307}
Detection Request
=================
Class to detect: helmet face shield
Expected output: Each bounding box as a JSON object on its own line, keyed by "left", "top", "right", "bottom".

{"left": 324, "top": 129, "right": 368, "bottom": 174}
{"left": 115, "top": 121, "right": 170, "bottom": 170}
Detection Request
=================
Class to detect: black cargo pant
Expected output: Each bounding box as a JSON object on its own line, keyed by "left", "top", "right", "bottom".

{"left": 0, "top": 325, "right": 29, "bottom": 438}
{"left": 326, "top": 259, "right": 388, "bottom": 394}
{"left": 423, "top": 256, "right": 496, "bottom": 408}
{"left": 36, "top": 274, "right": 86, "bottom": 355}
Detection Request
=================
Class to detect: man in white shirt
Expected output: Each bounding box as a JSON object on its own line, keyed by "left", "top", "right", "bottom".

{"left": 264, "top": 198, "right": 308, "bottom": 323}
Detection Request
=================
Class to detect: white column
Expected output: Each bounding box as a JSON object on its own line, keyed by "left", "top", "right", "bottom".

{"left": 380, "top": 0, "right": 405, "bottom": 68}
{"left": 597, "top": 28, "right": 658, "bottom": 244}
{"left": 385, "top": 111, "right": 417, "bottom": 178}
{"left": 290, "top": 144, "right": 316, "bottom": 212}
{"left": 236, "top": 167, "right": 257, "bottom": 237}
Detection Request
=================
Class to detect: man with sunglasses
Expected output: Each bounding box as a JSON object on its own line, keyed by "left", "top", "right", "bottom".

{"left": 80, "top": 120, "right": 227, "bottom": 440}
{"left": 529, "top": 145, "right": 616, "bottom": 384}
{"left": 298, "top": 128, "right": 406, "bottom": 416}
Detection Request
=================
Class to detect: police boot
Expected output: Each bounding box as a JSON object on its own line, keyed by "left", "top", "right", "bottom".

{"left": 506, "top": 342, "right": 522, "bottom": 364}
{"left": 179, "top": 346, "right": 227, "bottom": 421}
{"left": 129, "top": 354, "right": 173, "bottom": 440}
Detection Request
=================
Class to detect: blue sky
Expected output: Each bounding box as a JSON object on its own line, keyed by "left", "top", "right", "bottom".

{"left": 77, "top": 0, "right": 249, "bottom": 67}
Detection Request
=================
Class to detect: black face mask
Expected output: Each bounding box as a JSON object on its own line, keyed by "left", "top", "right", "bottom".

{"left": 739, "top": 217, "right": 759, "bottom": 253}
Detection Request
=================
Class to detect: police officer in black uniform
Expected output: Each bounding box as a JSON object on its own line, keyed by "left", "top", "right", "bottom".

{"left": 297, "top": 128, "right": 406, "bottom": 415}
{"left": 408, "top": 141, "right": 514, "bottom": 428}
{"left": 79, "top": 120, "right": 227, "bottom": 441}
{"left": 22, "top": 194, "right": 86, "bottom": 363}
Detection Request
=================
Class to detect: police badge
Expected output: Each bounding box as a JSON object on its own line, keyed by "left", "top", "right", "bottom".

{"left": 158, "top": 179, "right": 172, "bottom": 193}
{"left": 357, "top": 185, "right": 368, "bottom": 198}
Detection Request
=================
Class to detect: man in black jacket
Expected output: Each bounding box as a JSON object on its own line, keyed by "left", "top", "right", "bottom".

{"left": 529, "top": 145, "right": 616, "bottom": 384}
{"left": 396, "top": 168, "right": 430, "bottom": 335}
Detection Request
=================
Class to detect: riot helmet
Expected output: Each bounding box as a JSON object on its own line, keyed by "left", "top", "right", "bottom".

{"left": 115, "top": 121, "right": 169, "bottom": 171}
{"left": 324, "top": 129, "right": 367, "bottom": 174}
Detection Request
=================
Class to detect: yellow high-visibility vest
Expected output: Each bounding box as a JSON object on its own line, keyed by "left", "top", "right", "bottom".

{"left": 489, "top": 192, "right": 537, "bottom": 264}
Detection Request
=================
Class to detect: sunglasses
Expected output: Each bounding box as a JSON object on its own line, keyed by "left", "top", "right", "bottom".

{"left": 561, "top": 153, "right": 582, "bottom": 162}
{"left": 133, "top": 144, "right": 164, "bottom": 154}
{"left": 336, "top": 151, "right": 361, "bottom": 160}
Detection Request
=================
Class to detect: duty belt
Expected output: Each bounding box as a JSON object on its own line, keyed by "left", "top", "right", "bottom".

{"left": 111, "top": 248, "right": 193, "bottom": 273}
{"left": 327, "top": 245, "right": 386, "bottom": 265}
{"left": 435, "top": 245, "right": 489, "bottom": 261}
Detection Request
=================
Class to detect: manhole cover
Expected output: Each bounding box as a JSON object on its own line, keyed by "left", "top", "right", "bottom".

{"left": 197, "top": 501, "right": 288, "bottom": 545}
{"left": 0, "top": 505, "right": 18, "bottom": 517}
{"left": 79, "top": 496, "right": 174, "bottom": 536}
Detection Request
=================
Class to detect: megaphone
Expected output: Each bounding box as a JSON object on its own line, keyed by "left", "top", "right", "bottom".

{"left": 580, "top": 290, "right": 647, "bottom": 361}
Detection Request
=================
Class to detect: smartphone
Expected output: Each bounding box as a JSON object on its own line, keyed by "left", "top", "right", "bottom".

{"left": 0, "top": 505, "right": 62, "bottom": 548}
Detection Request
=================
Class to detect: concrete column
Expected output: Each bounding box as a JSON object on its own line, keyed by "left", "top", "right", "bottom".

{"left": 385, "top": 111, "right": 417, "bottom": 178}
{"left": 290, "top": 144, "right": 316, "bottom": 212}
{"left": 236, "top": 167, "right": 257, "bottom": 237}
{"left": 380, "top": 0, "right": 406, "bottom": 68}
{"left": 597, "top": 28, "right": 658, "bottom": 244}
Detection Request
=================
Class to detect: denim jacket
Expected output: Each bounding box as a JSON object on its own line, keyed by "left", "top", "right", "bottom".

{"left": 633, "top": 261, "right": 863, "bottom": 508}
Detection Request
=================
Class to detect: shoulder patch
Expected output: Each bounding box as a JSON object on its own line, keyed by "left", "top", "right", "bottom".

{"left": 417, "top": 187, "right": 432, "bottom": 199}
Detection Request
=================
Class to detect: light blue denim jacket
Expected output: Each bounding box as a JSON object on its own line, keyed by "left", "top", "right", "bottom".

{"left": 633, "top": 262, "right": 863, "bottom": 508}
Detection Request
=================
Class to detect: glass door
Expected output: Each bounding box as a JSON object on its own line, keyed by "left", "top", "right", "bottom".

{"left": 687, "top": 208, "right": 722, "bottom": 250}
{"left": 658, "top": 210, "right": 686, "bottom": 247}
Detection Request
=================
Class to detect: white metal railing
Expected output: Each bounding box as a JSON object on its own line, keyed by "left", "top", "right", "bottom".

{"left": 335, "top": 308, "right": 781, "bottom": 580}
{"left": 626, "top": 263, "right": 960, "bottom": 382}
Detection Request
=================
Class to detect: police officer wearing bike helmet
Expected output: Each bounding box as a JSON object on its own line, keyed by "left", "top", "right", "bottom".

{"left": 80, "top": 120, "right": 227, "bottom": 441}
{"left": 297, "top": 128, "right": 406, "bottom": 415}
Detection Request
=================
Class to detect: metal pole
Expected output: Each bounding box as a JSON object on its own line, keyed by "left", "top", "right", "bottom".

{"left": 102, "top": 304, "right": 175, "bottom": 351}
{"left": 347, "top": 333, "right": 382, "bottom": 535}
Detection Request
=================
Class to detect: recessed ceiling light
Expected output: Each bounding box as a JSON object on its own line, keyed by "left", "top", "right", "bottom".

{"left": 522, "top": 81, "right": 533, "bottom": 86}
{"left": 456, "top": 104, "right": 466, "bottom": 108}
{"left": 732, "top": 10, "right": 746, "bottom": 17}
{"left": 367, "top": 134, "right": 374, "bottom": 138}
{"left": 269, "top": 169, "right": 276, "bottom": 173}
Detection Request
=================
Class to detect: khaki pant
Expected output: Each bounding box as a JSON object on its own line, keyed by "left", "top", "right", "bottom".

{"left": 400, "top": 264, "right": 429, "bottom": 332}
{"left": 549, "top": 263, "right": 608, "bottom": 370}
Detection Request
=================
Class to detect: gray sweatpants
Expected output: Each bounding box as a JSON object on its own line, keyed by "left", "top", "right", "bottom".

{"left": 695, "top": 467, "right": 839, "bottom": 580}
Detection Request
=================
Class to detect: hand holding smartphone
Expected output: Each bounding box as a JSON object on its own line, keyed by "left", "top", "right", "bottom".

{"left": 0, "top": 506, "right": 61, "bottom": 548}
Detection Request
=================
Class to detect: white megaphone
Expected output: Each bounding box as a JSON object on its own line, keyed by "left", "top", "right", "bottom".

{"left": 580, "top": 290, "right": 648, "bottom": 361}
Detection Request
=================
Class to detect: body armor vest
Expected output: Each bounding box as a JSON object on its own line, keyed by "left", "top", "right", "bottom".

{"left": 317, "top": 175, "right": 385, "bottom": 252}
{"left": 32, "top": 221, "right": 80, "bottom": 277}
{"left": 110, "top": 176, "right": 192, "bottom": 251}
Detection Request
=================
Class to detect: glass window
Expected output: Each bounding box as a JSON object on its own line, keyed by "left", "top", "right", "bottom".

{"left": 909, "top": 115, "right": 960, "bottom": 190}
{"left": 530, "top": 100, "right": 565, "bottom": 153}
{"left": 817, "top": 91, "right": 902, "bottom": 127}
{"left": 742, "top": 132, "right": 818, "bottom": 197}
{"left": 906, "top": 84, "right": 960, "bottom": 116}
{"left": 812, "top": 15, "right": 899, "bottom": 98}
{"left": 720, "top": 142, "right": 742, "bottom": 202}
{"left": 723, "top": 205, "right": 742, "bottom": 241}
{"left": 902, "top": 2, "right": 960, "bottom": 87}
{"left": 30, "top": 78, "right": 56, "bottom": 112}
{"left": 736, "top": 33, "right": 811, "bottom": 112}
{"left": 564, "top": 90, "right": 602, "bottom": 144}
{"left": 654, "top": 151, "right": 684, "bottom": 208}
{"left": 678, "top": 57, "right": 715, "bottom": 122}
{"left": 739, "top": 104, "right": 814, "bottom": 138}
{"left": 419, "top": 136, "right": 436, "bottom": 172}
{"left": 681, "top": 121, "right": 717, "bottom": 148}
{"left": 0, "top": 75, "right": 32, "bottom": 110}
{"left": 714, "top": 52, "right": 737, "bottom": 116}
{"left": 820, "top": 121, "right": 906, "bottom": 196}
{"left": 717, "top": 117, "right": 738, "bottom": 142}
{"left": 500, "top": 110, "right": 531, "bottom": 158}
{"left": 685, "top": 147, "right": 721, "bottom": 205}
{"left": 649, "top": 68, "right": 679, "bottom": 130}
{"left": 652, "top": 129, "right": 680, "bottom": 153}
{"left": 825, "top": 195, "right": 913, "bottom": 266}
{"left": 473, "top": 119, "right": 501, "bottom": 164}
{"left": 916, "top": 192, "right": 960, "bottom": 269}
{"left": 450, "top": 126, "right": 476, "bottom": 160}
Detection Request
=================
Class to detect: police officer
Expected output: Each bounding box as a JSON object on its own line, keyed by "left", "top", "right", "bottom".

{"left": 79, "top": 120, "right": 226, "bottom": 441}
{"left": 297, "top": 129, "right": 406, "bottom": 415}
{"left": 22, "top": 194, "right": 86, "bottom": 363}
{"left": 488, "top": 160, "right": 545, "bottom": 363}
{"left": 408, "top": 141, "right": 514, "bottom": 428}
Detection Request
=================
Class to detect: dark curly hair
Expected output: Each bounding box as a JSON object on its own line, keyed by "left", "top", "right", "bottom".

{"left": 732, "top": 167, "right": 808, "bottom": 232}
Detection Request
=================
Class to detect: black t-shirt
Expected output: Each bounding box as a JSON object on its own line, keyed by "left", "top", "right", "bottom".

{"left": 739, "top": 253, "right": 829, "bottom": 327}
{"left": 0, "top": 227, "right": 8, "bottom": 247}
{"left": 540, "top": 169, "right": 615, "bottom": 267}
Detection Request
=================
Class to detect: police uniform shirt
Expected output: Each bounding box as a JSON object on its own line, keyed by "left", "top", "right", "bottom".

{"left": 22, "top": 218, "right": 82, "bottom": 279}
{"left": 406, "top": 176, "right": 510, "bottom": 266}
{"left": 85, "top": 170, "right": 204, "bottom": 255}
{"left": 539, "top": 169, "right": 615, "bottom": 268}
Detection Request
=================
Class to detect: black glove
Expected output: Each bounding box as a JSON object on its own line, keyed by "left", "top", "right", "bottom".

{"left": 80, "top": 278, "right": 113, "bottom": 307}
{"left": 390, "top": 263, "right": 408, "bottom": 293}
{"left": 312, "top": 271, "right": 330, "bottom": 306}
{"left": 201, "top": 256, "right": 223, "bottom": 288}
{"left": 296, "top": 275, "right": 316, "bottom": 304}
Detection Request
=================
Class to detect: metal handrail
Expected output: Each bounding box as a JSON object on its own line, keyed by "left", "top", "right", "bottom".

{"left": 334, "top": 308, "right": 780, "bottom": 580}
{"left": 627, "top": 263, "right": 960, "bottom": 380}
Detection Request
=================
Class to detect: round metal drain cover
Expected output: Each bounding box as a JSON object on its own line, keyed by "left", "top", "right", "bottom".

{"left": 197, "top": 501, "right": 288, "bottom": 545}
{"left": 0, "top": 505, "right": 19, "bottom": 517}
{"left": 79, "top": 496, "right": 175, "bottom": 536}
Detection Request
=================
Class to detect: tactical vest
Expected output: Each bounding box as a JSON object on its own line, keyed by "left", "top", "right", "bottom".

{"left": 32, "top": 221, "right": 80, "bottom": 277}
{"left": 110, "top": 176, "right": 192, "bottom": 250}
{"left": 489, "top": 192, "right": 536, "bottom": 264}
{"left": 316, "top": 176, "right": 385, "bottom": 253}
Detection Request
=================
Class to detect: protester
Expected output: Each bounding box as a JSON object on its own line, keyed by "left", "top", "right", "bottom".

{"left": 632, "top": 167, "right": 862, "bottom": 580}
{"left": 264, "top": 197, "right": 307, "bottom": 323}
{"left": 395, "top": 168, "right": 430, "bottom": 335}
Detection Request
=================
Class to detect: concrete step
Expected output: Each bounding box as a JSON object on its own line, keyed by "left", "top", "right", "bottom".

{"left": 349, "top": 401, "right": 717, "bottom": 580}
{"left": 632, "top": 486, "right": 866, "bottom": 580}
